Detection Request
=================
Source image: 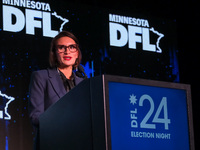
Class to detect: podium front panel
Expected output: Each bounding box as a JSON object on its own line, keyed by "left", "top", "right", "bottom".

{"left": 103, "top": 75, "right": 194, "bottom": 150}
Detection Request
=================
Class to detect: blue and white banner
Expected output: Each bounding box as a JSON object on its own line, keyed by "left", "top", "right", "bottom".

{"left": 108, "top": 82, "right": 190, "bottom": 150}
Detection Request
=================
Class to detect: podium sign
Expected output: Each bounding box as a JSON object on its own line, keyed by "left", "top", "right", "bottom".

{"left": 103, "top": 75, "right": 194, "bottom": 150}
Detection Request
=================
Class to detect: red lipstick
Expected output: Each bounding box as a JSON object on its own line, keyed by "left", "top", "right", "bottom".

{"left": 63, "top": 56, "right": 72, "bottom": 60}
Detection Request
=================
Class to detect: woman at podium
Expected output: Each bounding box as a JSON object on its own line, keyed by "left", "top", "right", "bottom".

{"left": 28, "top": 31, "right": 85, "bottom": 149}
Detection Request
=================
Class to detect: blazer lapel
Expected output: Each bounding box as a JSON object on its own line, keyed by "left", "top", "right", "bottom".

{"left": 47, "top": 68, "right": 66, "bottom": 99}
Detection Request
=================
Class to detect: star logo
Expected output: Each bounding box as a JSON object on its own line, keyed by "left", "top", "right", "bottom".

{"left": 129, "top": 94, "right": 137, "bottom": 106}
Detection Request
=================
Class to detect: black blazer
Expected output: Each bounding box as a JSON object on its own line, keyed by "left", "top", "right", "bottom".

{"left": 29, "top": 67, "right": 84, "bottom": 127}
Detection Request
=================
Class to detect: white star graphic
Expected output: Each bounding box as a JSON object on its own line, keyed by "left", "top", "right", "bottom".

{"left": 129, "top": 94, "right": 137, "bottom": 106}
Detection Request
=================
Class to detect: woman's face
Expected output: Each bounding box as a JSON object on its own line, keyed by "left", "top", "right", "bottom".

{"left": 56, "top": 37, "right": 78, "bottom": 68}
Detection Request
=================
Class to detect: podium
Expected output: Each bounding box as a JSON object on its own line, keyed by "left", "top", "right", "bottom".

{"left": 39, "top": 75, "right": 195, "bottom": 150}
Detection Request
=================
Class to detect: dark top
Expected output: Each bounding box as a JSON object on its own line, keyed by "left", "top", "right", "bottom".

{"left": 58, "top": 69, "right": 75, "bottom": 92}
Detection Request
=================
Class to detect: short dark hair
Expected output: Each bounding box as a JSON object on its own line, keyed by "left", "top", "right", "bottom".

{"left": 49, "top": 31, "right": 82, "bottom": 69}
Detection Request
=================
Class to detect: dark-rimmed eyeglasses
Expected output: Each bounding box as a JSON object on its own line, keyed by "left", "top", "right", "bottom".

{"left": 56, "top": 44, "right": 78, "bottom": 53}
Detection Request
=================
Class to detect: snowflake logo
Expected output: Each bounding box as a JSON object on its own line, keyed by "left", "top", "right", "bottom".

{"left": 129, "top": 94, "right": 137, "bottom": 106}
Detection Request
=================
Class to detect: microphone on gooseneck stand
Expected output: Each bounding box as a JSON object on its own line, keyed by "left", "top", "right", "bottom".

{"left": 75, "top": 65, "right": 88, "bottom": 79}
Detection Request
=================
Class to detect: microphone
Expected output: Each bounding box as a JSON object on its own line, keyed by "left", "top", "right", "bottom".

{"left": 75, "top": 65, "right": 88, "bottom": 79}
